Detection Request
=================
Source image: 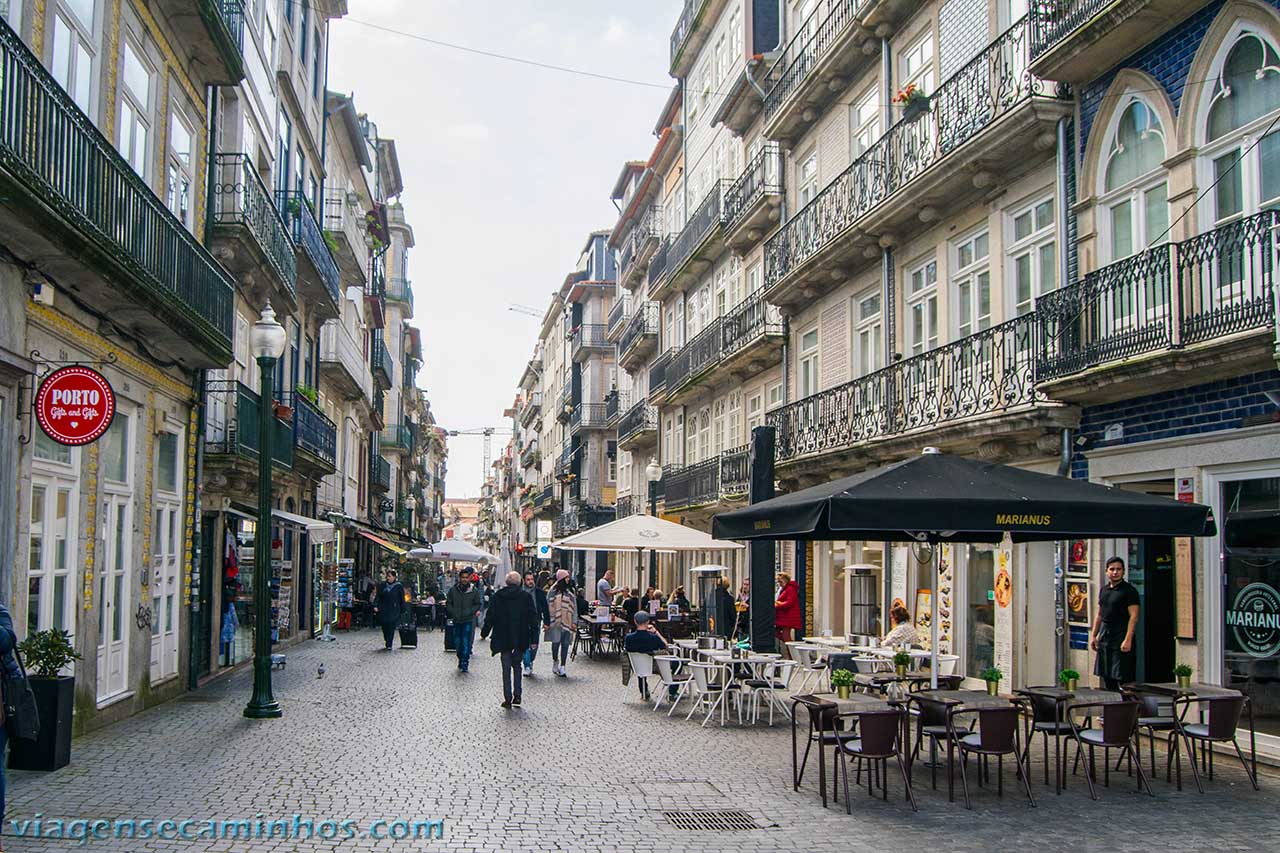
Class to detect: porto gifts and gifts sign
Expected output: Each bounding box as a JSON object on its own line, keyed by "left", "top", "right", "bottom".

{"left": 35, "top": 366, "right": 116, "bottom": 446}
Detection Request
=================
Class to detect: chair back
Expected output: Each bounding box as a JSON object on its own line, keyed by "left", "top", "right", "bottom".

{"left": 851, "top": 657, "right": 881, "bottom": 674}
{"left": 1206, "top": 695, "right": 1247, "bottom": 740}
{"left": 826, "top": 652, "right": 857, "bottom": 673}
{"left": 1135, "top": 692, "right": 1174, "bottom": 720}
{"left": 916, "top": 696, "right": 950, "bottom": 727}
{"left": 793, "top": 694, "right": 840, "bottom": 731}
{"left": 762, "top": 659, "right": 797, "bottom": 688}
{"left": 1024, "top": 690, "right": 1060, "bottom": 724}
{"left": 1100, "top": 700, "right": 1140, "bottom": 745}
{"left": 654, "top": 655, "right": 680, "bottom": 684}
{"left": 628, "top": 652, "right": 655, "bottom": 678}
{"left": 853, "top": 709, "right": 903, "bottom": 757}
{"left": 688, "top": 662, "right": 721, "bottom": 692}
{"left": 974, "top": 705, "right": 1021, "bottom": 752}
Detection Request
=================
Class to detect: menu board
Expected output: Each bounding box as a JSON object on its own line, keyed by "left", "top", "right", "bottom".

{"left": 994, "top": 539, "right": 1014, "bottom": 680}
{"left": 1175, "top": 537, "right": 1195, "bottom": 639}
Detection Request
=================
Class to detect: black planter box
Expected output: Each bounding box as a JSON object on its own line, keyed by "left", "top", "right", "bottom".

{"left": 8, "top": 676, "right": 73, "bottom": 771}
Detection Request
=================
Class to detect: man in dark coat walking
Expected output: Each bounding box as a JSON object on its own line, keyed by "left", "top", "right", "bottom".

{"left": 481, "top": 571, "right": 539, "bottom": 708}
{"left": 373, "top": 568, "right": 406, "bottom": 650}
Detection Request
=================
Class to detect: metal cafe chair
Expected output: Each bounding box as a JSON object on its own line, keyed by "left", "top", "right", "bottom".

{"left": 685, "top": 662, "right": 733, "bottom": 728}
{"left": 1129, "top": 690, "right": 1181, "bottom": 786}
{"left": 741, "top": 659, "right": 798, "bottom": 726}
{"left": 833, "top": 707, "right": 917, "bottom": 812}
{"left": 652, "top": 655, "right": 692, "bottom": 716}
{"left": 1174, "top": 693, "right": 1260, "bottom": 793}
{"left": 790, "top": 694, "right": 853, "bottom": 808}
{"left": 1021, "top": 689, "right": 1080, "bottom": 787}
{"left": 1067, "top": 700, "right": 1152, "bottom": 800}
{"left": 950, "top": 704, "right": 1037, "bottom": 810}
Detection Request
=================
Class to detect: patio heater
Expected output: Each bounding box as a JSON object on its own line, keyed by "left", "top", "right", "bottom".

{"left": 646, "top": 458, "right": 662, "bottom": 590}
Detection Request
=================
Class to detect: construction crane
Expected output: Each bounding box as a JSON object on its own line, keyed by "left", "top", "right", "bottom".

{"left": 443, "top": 427, "right": 500, "bottom": 483}
{"left": 508, "top": 304, "right": 542, "bottom": 318}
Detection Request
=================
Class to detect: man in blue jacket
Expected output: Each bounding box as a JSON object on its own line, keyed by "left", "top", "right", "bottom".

{"left": 521, "top": 571, "right": 551, "bottom": 677}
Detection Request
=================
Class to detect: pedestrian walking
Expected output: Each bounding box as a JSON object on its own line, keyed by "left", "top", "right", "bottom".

{"left": 373, "top": 569, "right": 405, "bottom": 650}
{"left": 1091, "top": 556, "right": 1140, "bottom": 690}
{"left": 547, "top": 569, "right": 577, "bottom": 677}
{"left": 521, "top": 571, "right": 551, "bottom": 677}
{"left": 774, "top": 572, "right": 802, "bottom": 651}
{"left": 445, "top": 570, "right": 484, "bottom": 672}
{"left": 481, "top": 571, "right": 539, "bottom": 709}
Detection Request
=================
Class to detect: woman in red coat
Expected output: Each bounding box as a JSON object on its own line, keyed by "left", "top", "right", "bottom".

{"left": 774, "top": 572, "right": 802, "bottom": 652}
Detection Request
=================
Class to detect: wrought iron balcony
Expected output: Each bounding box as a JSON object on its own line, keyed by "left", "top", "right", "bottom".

{"left": 556, "top": 504, "right": 615, "bottom": 537}
{"left": 768, "top": 314, "right": 1044, "bottom": 464}
{"left": 670, "top": 0, "right": 727, "bottom": 77}
{"left": 277, "top": 190, "right": 341, "bottom": 317}
{"left": 535, "top": 483, "right": 556, "bottom": 510}
{"left": 618, "top": 302, "right": 660, "bottom": 370}
{"left": 204, "top": 381, "right": 293, "bottom": 470}
{"left": 720, "top": 446, "right": 750, "bottom": 498}
{"left": 289, "top": 392, "right": 337, "bottom": 476}
{"left": 647, "top": 237, "right": 672, "bottom": 292}
{"left": 615, "top": 494, "right": 640, "bottom": 520}
{"left": 380, "top": 423, "right": 414, "bottom": 456}
{"left": 319, "top": 319, "right": 372, "bottom": 404}
{"left": 371, "top": 333, "right": 393, "bottom": 389}
{"left": 648, "top": 350, "right": 672, "bottom": 403}
{"left": 764, "top": 17, "right": 1062, "bottom": 300}
{"left": 663, "top": 458, "right": 720, "bottom": 512}
{"left": 519, "top": 442, "right": 540, "bottom": 470}
{"left": 369, "top": 446, "right": 391, "bottom": 493}
{"left": 519, "top": 391, "right": 543, "bottom": 427}
{"left": 555, "top": 385, "right": 573, "bottom": 423}
{"left": 554, "top": 443, "right": 576, "bottom": 479}
{"left": 1029, "top": 0, "right": 1191, "bottom": 83}
{"left": 366, "top": 253, "right": 387, "bottom": 329}
{"left": 720, "top": 292, "right": 785, "bottom": 370}
{"left": 652, "top": 181, "right": 730, "bottom": 301}
{"left": 666, "top": 319, "right": 723, "bottom": 404}
{"left": 572, "top": 324, "right": 611, "bottom": 361}
{"left": 620, "top": 205, "right": 664, "bottom": 289}
{"left": 323, "top": 194, "right": 369, "bottom": 280}
{"left": 211, "top": 153, "right": 297, "bottom": 296}
{"left": 605, "top": 389, "right": 628, "bottom": 426}
{"left": 167, "top": 0, "right": 245, "bottom": 85}
{"left": 607, "top": 295, "right": 630, "bottom": 342}
{"left": 618, "top": 399, "right": 658, "bottom": 450}
{"left": 387, "top": 276, "right": 414, "bottom": 314}
{"left": 571, "top": 402, "right": 610, "bottom": 431}
{"left": 0, "top": 17, "right": 234, "bottom": 366}
{"left": 1037, "top": 212, "right": 1277, "bottom": 393}
{"left": 724, "top": 143, "right": 784, "bottom": 251}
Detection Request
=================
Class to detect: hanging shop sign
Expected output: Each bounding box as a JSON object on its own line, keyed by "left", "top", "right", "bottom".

{"left": 35, "top": 366, "right": 116, "bottom": 446}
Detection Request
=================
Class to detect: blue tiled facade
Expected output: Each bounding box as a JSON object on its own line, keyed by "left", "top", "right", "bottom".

{"left": 1069, "top": 370, "right": 1280, "bottom": 479}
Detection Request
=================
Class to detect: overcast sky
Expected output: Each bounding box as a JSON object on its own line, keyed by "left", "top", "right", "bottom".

{"left": 329, "top": 0, "right": 683, "bottom": 499}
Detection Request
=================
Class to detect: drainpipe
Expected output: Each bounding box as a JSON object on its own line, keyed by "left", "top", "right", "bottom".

{"left": 319, "top": 21, "right": 332, "bottom": 211}
{"left": 204, "top": 88, "right": 219, "bottom": 244}
{"left": 1053, "top": 117, "right": 1073, "bottom": 677}
{"left": 1055, "top": 117, "right": 1070, "bottom": 295}
{"left": 187, "top": 369, "right": 207, "bottom": 691}
{"left": 880, "top": 36, "right": 893, "bottom": 138}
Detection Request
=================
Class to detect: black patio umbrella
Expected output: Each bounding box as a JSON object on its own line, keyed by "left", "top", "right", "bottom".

{"left": 712, "top": 449, "right": 1215, "bottom": 543}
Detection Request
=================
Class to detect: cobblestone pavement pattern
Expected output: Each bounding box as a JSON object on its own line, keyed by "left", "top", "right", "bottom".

{"left": 7, "top": 631, "right": 1280, "bottom": 852}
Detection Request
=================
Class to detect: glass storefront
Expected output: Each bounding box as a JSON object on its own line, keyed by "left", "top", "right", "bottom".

{"left": 965, "top": 546, "right": 996, "bottom": 678}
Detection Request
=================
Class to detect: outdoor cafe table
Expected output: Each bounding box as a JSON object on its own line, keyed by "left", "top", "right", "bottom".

{"left": 581, "top": 616, "right": 627, "bottom": 659}
{"left": 854, "top": 672, "right": 933, "bottom": 694}
{"left": 1133, "top": 681, "right": 1257, "bottom": 785}
{"left": 911, "top": 690, "right": 1021, "bottom": 801}
{"left": 706, "top": 652, "right": 784, "bottom": 724}
{"left": 790, "top": 692, "right": 900, "bottom": 808}
{"left": 1014, "top": 686, "right": 1123, "bottom": 795}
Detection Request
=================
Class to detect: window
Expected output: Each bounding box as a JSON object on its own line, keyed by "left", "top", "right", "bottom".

{"left": 907, "top": 259, "right": 938, "bottom": 354}
{"left": 746, "top": 392, "right": 764, "bottom": 433}
{"left": 727, "top": 390, "right": 743, "bottom": 448}
{"left": 853, "top": 290, "right": 882, "bottom": 377}
{"left": 1203, "top": 32, "right": 1280, "bottom": 223}
{"left": 276, "top": 111, "right": 292, "bottom": 194}
{"left": 767, "top": 382, "right": 784, "bottom": 411}
{"left": 118, "top": 39, "right": 153, "bottom": 178}
{"left": 101, "top": 412, "right": 131, "bottom": 484}
{"left": 606, "top": 441, "right": 617, "bottom": 483}
{"left": 697, "top": 406, "right": 711, "bottom": 461}
{"left": 851, "top": 87, "right": 880, "bottom": 157}
{"left": 299, "top": 0, "right": 309, "bottom": 62}
{"left": 27, "top": 480, "right": 76, "bottom": 639}
{"left": 156, "top": 431, "right": 179, "bottom": 493}
{"left": 1102, "top": 99, "right": 1169, "bottom": 260}
{"left": 712, "top": 398, "right": 726, "bottom": 455}
{"left": 312, "top": 27, "right": 322, "bottom": 98}
{"left": 167, "top": 108, "right": 194, "bottom": 228}
{"left": 798, "top": 328, "right": 819, "bottom": 398}
{"left": 797, "top": 149, "right": 819, "bottom": 207}
{"left": 50, "top": 1, "right": 97, "bottom": 114}
{"left": 1007, "top": 196, "right": 1055, "bottom": 316}
{"left": 34, "top": 431, "right": 72, "bottom": 465}
{"left": 952, "top": 231, "right": 991, "bottom": 339}
{"left": 747, "top": 262, "right": 763, "bottom": 294}
{"left": 900, "top": 32, "right": 935, "bottom": 99}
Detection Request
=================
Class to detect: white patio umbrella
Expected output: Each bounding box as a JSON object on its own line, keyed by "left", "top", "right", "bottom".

{"left": 407, "top": 539, "right": 501, "bottom": 565}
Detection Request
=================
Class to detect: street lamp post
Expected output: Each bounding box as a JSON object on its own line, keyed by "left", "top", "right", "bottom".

{"left": 244, "top": 302, "right": 286, "bottom": 720}
{"left": 404, "top": 493, "right": 417, "bottom": 537}
{"left": 646, "top": 458, "right": 662, "bottom": 590}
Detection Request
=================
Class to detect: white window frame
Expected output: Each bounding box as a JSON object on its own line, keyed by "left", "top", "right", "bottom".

{"left": 907, "top": 258, "right": 939, "bottom": 355}
{"left": 1005, "top": 194, "right": 1056, "bottom": 317}
{"left": 951, "top": 229, "right": 992, "bottom": 340}
{"left": 48, "top": 0, "right": 99, "bottom": 116}
{"left": 167, "top": 103, "right": 196, "bottom": 230}
{"left": 727, "top": 390, "right": 743, "bottom": 449}
{"left": 28, "top": 452, "right": 80, "bottom": 647}
{"left": 797, "top": 148, "right": 819, "bottom": 208}
{"left": 850, "top": 86, "right": 880, "bottom": 158}
{"left": 746, "top": 391, "right": 764, "bottom": 434}
{"left": 853, "top": 288, "right": 883, "bottom": 378}
{"left": 117, "top": 35, "right": 154, "bottom": 181}
{"left": 150, "top": 427, "right": 184, "bottom": 683}
{"left": 798, "top": 327, "right": 819, "bottom": 398}
{"left": 766, "top": 382, "right": 784, "bottom": 411}
{"left": 900, "top": 30, "right": 935, "bottom": 99}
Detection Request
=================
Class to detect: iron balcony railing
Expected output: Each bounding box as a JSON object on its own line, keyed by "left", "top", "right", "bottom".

{"left": 387, "top": 276, "right": 414, "bottom": 310}
{"left": 204, "top": 381, "right": 293, "bottom": 469}
{"left": 319, "top": 319, "right": 372, "bottom": 402}
{"left": 769, "top": 313, "right": 1042, "bottom": 463}
{"left": 619, "top": 238, "right": 636, "bottom": 284}
{"left": 607, "top": 295, "right": 630, "bottom": 338}
{"left": 648, "top": 238, "right": 672, "bottom": 290}
{"left": 556, "top": 384, "right": 573, "bottom": 422}
{"left": 571, "top": 402, "right": 610, "bottom": 430}
{"left": 720, "top": 446, "right": 750, "bottom": 497}
{"left": 380, "top": 423, "right": 414, "bottom": 454}
{"left": 620, "top": 204, "right": 663, "bottom": 283}
{"left": 1029, "top": 0, "right": 1110, "bottom": 58}
{"left": 1037, "top": 211, "right": 1277, "bottom": 380}
{"left": 721, "top": 292, "right": 784, "bottom": 357}
{"left": 210, "top": 0, "right": 246, "bottom": 54}
{"left": 520, "top": 391, "right": 543, "bottom": 427}
{"left": 211, "top": 153, "right": 297, "bottom": 292}
{"left": 519, "top": 443, "right": 540, "bottom": 470}
{"left": 663, "top": 458, "right": 719, "bottom": 511}
{"left": 663, "top": 181, "right": 729, "bottom": 286}
{"left": 367, "top": 253, "right": 387, "bottom": 299}
{"left": 618, "top": 399, "right": 657, "bottom": 445}
{"left": 554, "top": 443, "right": 575, "bottom": 478}
{"left": 615, "top": 494, "right": 640, "bottom": 520}
{"left": 536, "top": 483, "right": 555, "bottom": 509}
{"left": 605, "top": 389, "right": 629, "bottom": 423}
{"left": 669, "top": 0, "right": 707, "bottom": 68}
{"left": 369, "top": 445, "right": 391, "bottom": 491}
{"left": 290, "top": 392, "right": 337, "bottom": 468}
{"left": 724, "top": 143, "right": 783, "bottom": 229}
{"left": 619, "top": 302, "right": 660, "bottom": 360}
{"left": 762, "top": 0, "right": 865, "bottom": 122}
{"left": 277, "top": 190, "right": 341, "bottom": 308}
{"left": 667, "top": 318, "right": 723, "bottom": 397}
{"left": 649, "top": 350, "right": 672, "bottom": 398}
{"left": 573, "top": 323, "right": 610, "bottom": 353}
{"left": 322, "top": 194, "right": 366, "bottom": 266}
{"left": 765, "top": 16, "right": 1055, "bottom": 291}
{"left": 371, "top": 333, "right": 393, "bottom": 388}
{"left": 0, "top": 16, "right": 235, "bottom": 355}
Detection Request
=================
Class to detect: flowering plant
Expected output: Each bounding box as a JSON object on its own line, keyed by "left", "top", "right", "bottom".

{"left": 894, "top": 83, "right": 928, "bottom": 106}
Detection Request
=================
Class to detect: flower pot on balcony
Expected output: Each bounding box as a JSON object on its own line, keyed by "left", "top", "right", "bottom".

{"left": 901, "top": 96, "right": 930, "bottom": 123}
{"left": 273, "top": 404, "right": 293, "bottom": 420}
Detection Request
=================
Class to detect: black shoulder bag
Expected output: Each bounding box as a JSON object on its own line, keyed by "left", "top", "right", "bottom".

{"left": 3, "top": 650, "right": 42, "bottom": 742}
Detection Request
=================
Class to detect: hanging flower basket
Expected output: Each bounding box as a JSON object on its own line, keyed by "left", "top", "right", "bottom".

{"left": 895, "top": 84, "right": 930, "bottom": 123}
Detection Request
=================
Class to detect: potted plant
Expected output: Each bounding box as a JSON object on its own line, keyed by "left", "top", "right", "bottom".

{"left": 895, "top": 83, "right": 930, "bottom": 122}
{"left": 893, "top": 650, "right": 912, "bottom": 678}
{"left": 9, "top": 629, "right": 80, "bottom": 772}
{"left": 1173, "top": 664, "right": 1193, "bottom": 689}
{"left": 1058, "top": 668, "right": 1080, "bottom": 692}
{"left": 295, "top": 384, "right": 319, "bottom": 406}
{"left": 980, "top": 666, "right": 1003, "bottom": 697}
{"left": 830, "top": 667, "right": 855, "bottom": 699}
{"left": 273, "top": 400, "right": 293, "bottom": 420}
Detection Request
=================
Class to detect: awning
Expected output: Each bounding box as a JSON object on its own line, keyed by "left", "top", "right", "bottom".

{"left": 357, "top": 529, "right": 406, "bottom": 555}
{"left": 224, "top": 506, "right": 335, "bottom": 544}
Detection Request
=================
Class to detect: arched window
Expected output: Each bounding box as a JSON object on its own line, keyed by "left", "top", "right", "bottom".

{"left": 1100, "top": 98, "right": 1169, "bottom": 262}
{"left": 1206, "top": 32, "right": 1280, "bottom": 143}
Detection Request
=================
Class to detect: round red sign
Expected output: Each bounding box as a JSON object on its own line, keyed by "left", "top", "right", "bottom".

{"left": 35, "top": 366, "right": 116, "bottom": 446}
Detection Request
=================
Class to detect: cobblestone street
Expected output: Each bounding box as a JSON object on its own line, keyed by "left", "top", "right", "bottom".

{"left": 8, "top": 632, "right": 1280, "bottom": 852}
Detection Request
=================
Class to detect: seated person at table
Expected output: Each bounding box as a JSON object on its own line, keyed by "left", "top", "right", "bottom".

{"left": 622, "top": 588, "right": 642, "bottom": 625}
{"left": 881, "top": 605, "right": 919, "bottom": 648}
{"left": 667, "top": 586, "right": 691, "bottom": 613}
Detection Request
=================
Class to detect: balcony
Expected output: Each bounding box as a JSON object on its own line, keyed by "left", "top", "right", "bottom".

{"left": 519, "top": 442, "right": 540, "bottom": 470}
{"left": 619, "top": 302, "right": 660, "bottom": 371}
{"left": 764, "top": 17, "right": 1069, "bottom": 308}
{"left": 554, "top": 443, "right": 576, "bottom": 480}
{"left": 204, "top": 381, "right": 293, "bottom": 472}
{"left": 555, "top": 504, "right": 616, "bottom": 537}
{"left": 366, "top": 253, "right": 387, "bottom": 329}
{"left": 615, "top": 494, "right": 640, "bottom": 520}
{"left": 519, "top": 391, "right": 543, "bottom": 428}
{"left": 1029, "top": 0, "right": 1200, "bottom": 83}
{"left": 535, "top": 483, "right": 556, "bottom": 512}
{"left": 768, "top": 313, "right": 1072, "bottom": 479}
{"left": 555, "top": 385, "right": 573, "bottom": 423}
{"left": 570, "top": 403, "right": 610, "bottom": 432}
{"left": 605, "top": 389, "right": 629, "bottom": 427}
{"left": 650, "top": 181, "right": 729, "bottom": 302}
{"left": 159, "top": 0, "right": 245, "bottom": 86}
{"left": 607, "top": 295, "right": 631, "bottom": 343}
{"left": 669, "top": 0, "right": 728, "bottom": 78}
{"left": 319, "top": 319, "right": 372, "bottom": 405}
{"left": 369, "top": 447, "right": 391, "bottom": 493}
{"left": 1036, "top": 212, "right": 1278, "bottom": 404}
{"left": 387, "top": 276, "right": 414, "bottom": 316}
{"left": 663, "top": 458, "right": 720, "bottom": 512}
{"left": 723, "top": 144, "right": 784, "bottom": 252}
{"left": 289, "top": 392, "right": 337, "bottom": 477}
{"left": 666, "top": 319, "right": 723, "bottom": 405}
{"left": 380, "top": 423, "right": 414, "bottom": 456}
{"left": 210, "top": 153, "right": 297, "bottom": 302}
{"left": 618, "top": 399, "right": 658, "bottom": 451}
{"left": 371, "top": 333, "right": 393, "bottom": 389}
{"left": 761, "top": 0, "right": 875, "bottom": 144}
{"left": 572, "top": 323, "right": 611, "bottom": 362}
{"left": 0, "top": 17, "right": 234, "bottom": 367}
{"left": 277, "top": 190, "right": 341, "bottom": 320}
{"left": 719, "top": 292, "right": 785, "bottom": 375}
{"left": 648, "top": 350, "right": 672, "bottom": 404}
{"left": 619, "top": 205, "right": 664, "bottom": 290}
{"left": 323, "top": 194, "right": 369, "bottom": 281}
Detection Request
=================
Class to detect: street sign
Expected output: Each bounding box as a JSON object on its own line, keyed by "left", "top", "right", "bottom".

{"left": 536, "top": 520, "right": 552, "bottom": 542}
{"left": 537, "top": 543, "right": 552, "bottom": 560}
{"left": 35, "top": 365, "right": 116, "bottom": 446}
